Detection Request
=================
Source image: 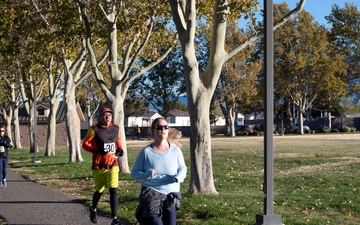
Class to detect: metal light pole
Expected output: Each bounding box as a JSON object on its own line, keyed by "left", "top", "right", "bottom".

{"left": 32, "top": 81, "right": 41, "bottom": 163}
{"left": 254, "top": 0, "right": 283, "bottom": 224}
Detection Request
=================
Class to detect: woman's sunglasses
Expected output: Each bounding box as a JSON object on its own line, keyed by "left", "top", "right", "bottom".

{"left": 154, "top": 125, "right": 169, "bottom": 130}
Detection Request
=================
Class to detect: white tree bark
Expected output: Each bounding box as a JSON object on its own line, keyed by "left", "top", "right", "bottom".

{"left": 13, "top": 107, "right": 22, "bottom": 149}
{"left": 229, "top": 103, "right": 236, "bottom": 137}
{"left": 63, "top": 50, "right": 89, "bottom": 163}
{"left": 45, "top": 58, "right": 63, "bottom": 156}
{"left": 327, "top": 111, "right": 332, "bottom": 129}
{"left": 4, "top": 76, "right": 22, "bottom": 148}
{"left": 8, "top": 80, "right": 20, "bottom": 147}
{"left": 45, "top": 98, "right": 61, "bottom": 156}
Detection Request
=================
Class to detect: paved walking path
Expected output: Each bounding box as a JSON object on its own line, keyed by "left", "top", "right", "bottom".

{"left": 0, "top": 168, "right": 118, "bottom": 225}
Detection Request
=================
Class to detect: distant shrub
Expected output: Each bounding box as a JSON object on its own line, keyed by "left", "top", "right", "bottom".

{"left": 318, "top": 126, "right": 331, "bottom": 133}
{"left": 351, "top": 127, "right": 356, "bottom": 132}
{"left": 236, "top": 131, "right": 249, "bottom": 136}
{"left": 304, "top": 128, "right": 312, "bottom": 134}
{"left": 339, "top": 126, "right": 351, "bottom": 132}
{"left": 331, "top": 129, "right": 339, "bottom": 133}
{"left": 252, "top": 130, "right": 260, "bottom": 136}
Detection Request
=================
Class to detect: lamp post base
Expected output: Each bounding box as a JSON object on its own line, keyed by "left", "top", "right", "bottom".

{"left": 32, "top": 158, "right": 41, "bottom": 163}
{"left": 254, "top": 214, "right": 284, "bottom": 225}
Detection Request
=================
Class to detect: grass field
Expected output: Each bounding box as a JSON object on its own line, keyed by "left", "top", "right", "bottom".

{"left": 6, "top": 133, "right": 360, "bottom": 225}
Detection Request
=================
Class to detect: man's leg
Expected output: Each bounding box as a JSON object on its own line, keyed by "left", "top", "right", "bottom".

{"left": 109, "top": 188, "right": 118, "bottom": 218}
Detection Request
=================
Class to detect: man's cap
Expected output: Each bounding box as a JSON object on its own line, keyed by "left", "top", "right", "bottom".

{"left": 99, "top": 107, "right": 113, "bottom": 116}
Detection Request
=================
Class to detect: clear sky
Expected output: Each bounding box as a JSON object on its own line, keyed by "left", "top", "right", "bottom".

{"left": 273, "top": 0, "right": 357, "bottom": 25}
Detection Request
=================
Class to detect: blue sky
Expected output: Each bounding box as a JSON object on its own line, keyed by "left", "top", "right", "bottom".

{"left": 272, "top": 0, "right": 357, "bottom": 25}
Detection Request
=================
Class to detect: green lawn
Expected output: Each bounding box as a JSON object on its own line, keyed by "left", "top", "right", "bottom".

{"left": 6, "top": 134, "right": 360, "bottom": 225}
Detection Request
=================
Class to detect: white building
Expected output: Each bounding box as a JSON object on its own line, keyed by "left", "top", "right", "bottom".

{"left": 213, "top": 115, "right": 226, "bottom": 126}
{"left": 125, "top": 110, "right": 163, "bottom": 127}
{"left": 166, "top": 109, "right": 190, "bottom": 126}
{"left": 236, "top": 113, "right": 245, "bottom": 126}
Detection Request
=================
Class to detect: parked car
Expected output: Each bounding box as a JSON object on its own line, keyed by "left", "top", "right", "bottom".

{"left": 236, "top": 125, "right": 253, "bottom": 133}
{"left": 291, "top": 123, "right": 310, "bottom": 131}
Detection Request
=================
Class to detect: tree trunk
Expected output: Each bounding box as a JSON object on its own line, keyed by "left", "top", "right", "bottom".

{"left": 327, "top": 111, "right": 332, "bottom": 129}
{"left": 298, "top": 104, "right": 304, "bottom": 135}
{"left": 45, "top": 98, "right": 60, "bottom": 156}
{"left": 229, "top": 103, "right": 236, "bottom": 137}
{"left": 95, "top": 87, "right": 131, "bottom": 173}
{"left": 65, "top": 90, "right": 84, "bottom": 163}
{"left": 45, "top": 58, "right": 63, "bottom": 157}
{"left": 10, "top": 83, "right": 22, "bottom": 149}
{"left": 64, "top": 60, "right": 84, "bottom": 163}
{"left": 13, "top": 107, "right": 22, "bottom": 149}
{"left": 111, "top": 99, "right": 130, "bottom": 173}
{"left": 188, "top": 93, "right": 218, "bottom": 194}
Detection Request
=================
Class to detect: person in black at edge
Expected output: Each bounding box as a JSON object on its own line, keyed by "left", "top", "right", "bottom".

{"left": 0, "top": 124, "right": 13, "bottom": 188}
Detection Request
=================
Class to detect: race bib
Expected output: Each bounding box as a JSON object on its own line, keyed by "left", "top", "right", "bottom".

{"left": 103, "top": 142, "right": 116, "bottom": 154}
{"left": 0, "top": 146, "right": 4, "bottom": 152}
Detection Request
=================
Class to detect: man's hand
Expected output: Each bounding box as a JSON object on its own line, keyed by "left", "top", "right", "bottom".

{"left": 117, "top": 149, "right": 124, "bottom": 157}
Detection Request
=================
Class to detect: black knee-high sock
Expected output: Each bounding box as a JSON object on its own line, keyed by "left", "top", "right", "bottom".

{"left": 92, "top": 191, "right": 103, "bottom": 208}
{"left": 109, "top": 188, "right": 118, "bottom": 218}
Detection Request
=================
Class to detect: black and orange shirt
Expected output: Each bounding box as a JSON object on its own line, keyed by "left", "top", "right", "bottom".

{"left": 82, "top": 123, "right": 123, "bottom": 170}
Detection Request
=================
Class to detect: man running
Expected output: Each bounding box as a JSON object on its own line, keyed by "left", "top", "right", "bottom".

{"left": 82, "top": 107, "right": 124, "bottom": 225}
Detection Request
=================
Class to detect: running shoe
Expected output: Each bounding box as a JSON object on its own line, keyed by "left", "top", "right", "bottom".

{"left": 89, "top": 205, "right": 98, "bottom": 224}
{"left": 111, "top": 219, "right": 122, "bottom": 225}
{"left": 2, "top": 179, "right": 6, "bottom": 188}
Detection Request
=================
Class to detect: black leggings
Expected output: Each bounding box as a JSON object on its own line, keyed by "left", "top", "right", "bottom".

{"left": 92, "top": 188, "right": 118, "bottom": 218}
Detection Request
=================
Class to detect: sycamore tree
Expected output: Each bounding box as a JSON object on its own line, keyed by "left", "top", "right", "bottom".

{"left": 0, "top": 1, "right": 47, "bottom": 153}
{"left": 132, "top": 48, "right": 186, "bottom": 117}
{"left": 213, "top": 23, "right": 261, "bottom": 136}
{"left": 312, "top": 2, "right": 360, "bottom": 129}
{"left": 0, "top": 69, "right": 24, "bottom": 149}
{"left": 326, "top": 3, "right": 360, "bottom": 101}
{"left": 272, "top": 4, "right": 321, "bottom": 134}
{"left": 199, "top": 21, "right": 261, "bottom": 136}
{"left": 26, "top": 0, "right": 89, "bottom": 160}
{"left": 3, "top": 0, "right": 102, "bottom": 160}
{"left": 311, "top": 47, "right": 347, "bottom": 129}
{"left": 272, "top": 4, "right": 346, "bottom": 133}
{"left": 167, "top": 0, "right": 307, "bottom": 194}
{"left": 77, "top": 0, "right": 177, "bottom": 172}
{"left": 0, "top": 78, "right": 13, "bottom": 140}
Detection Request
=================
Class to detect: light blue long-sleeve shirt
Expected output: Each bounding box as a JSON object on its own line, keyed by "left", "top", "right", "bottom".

{"left": 131, "top": 143, "right": 187, "bottom": 195}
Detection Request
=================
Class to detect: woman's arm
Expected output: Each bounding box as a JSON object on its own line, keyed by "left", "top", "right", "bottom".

{"left": 131, "top": 149, "right": 154, "bottom": 182}
{"left": 174, "top": 150, "right": 187, "bottom": 183}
